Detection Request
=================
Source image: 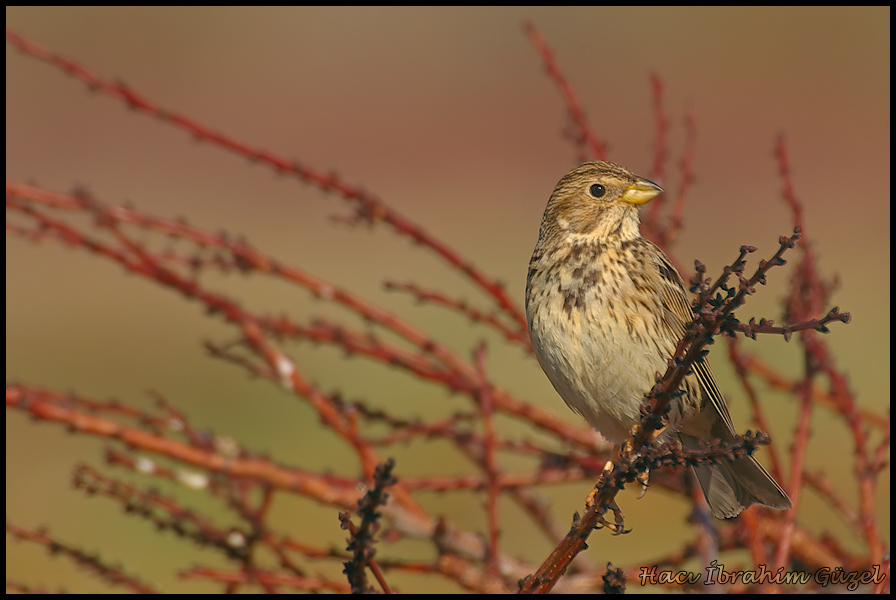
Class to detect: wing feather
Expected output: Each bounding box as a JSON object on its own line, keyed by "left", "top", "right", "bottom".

{"left": 648, "top": 241, "right": 737, "bottom": 436}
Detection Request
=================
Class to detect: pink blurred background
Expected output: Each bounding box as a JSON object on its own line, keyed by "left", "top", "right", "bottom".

{"left": 7, "top": 7, "right": 889, "bottom": 592}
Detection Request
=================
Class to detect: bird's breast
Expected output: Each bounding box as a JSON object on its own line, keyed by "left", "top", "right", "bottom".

{"left": 526, "top": 242, "right": 672, "bottom": 443}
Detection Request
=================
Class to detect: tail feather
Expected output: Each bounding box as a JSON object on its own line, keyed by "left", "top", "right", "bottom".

{"left": 680, "top": 433, "right": 792, "bottom": 519}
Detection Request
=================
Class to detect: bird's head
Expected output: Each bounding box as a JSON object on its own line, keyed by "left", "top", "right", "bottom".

{"left": 539, "top": 161, "right": 663, "bottom": 244}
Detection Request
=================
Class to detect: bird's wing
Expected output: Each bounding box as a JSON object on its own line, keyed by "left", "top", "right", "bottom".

{"left": 650, "top": 241, "right": 737, "bottom": 436}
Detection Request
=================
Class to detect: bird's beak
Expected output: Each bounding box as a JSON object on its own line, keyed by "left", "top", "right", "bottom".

{"left": 620, "top": 177, "right": 663, "bottom": 205}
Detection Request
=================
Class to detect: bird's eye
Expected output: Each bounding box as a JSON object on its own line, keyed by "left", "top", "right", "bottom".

{"left": 589, "top": 183, "right": 606, "bottom": 198}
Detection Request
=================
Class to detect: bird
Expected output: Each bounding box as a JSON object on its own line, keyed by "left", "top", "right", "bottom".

{"left": 525, "top": 161, "right": 792, "bottom": 519}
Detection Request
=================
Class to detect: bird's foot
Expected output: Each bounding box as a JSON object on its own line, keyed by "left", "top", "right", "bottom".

{"left": 585, "top": 459, "right": 616, "bottom": 508}
{"left": 636, "top": 468, "right": 650, "bottom": 499}
{"left": 593, "top": 498, "right": 631, "bottom": 535}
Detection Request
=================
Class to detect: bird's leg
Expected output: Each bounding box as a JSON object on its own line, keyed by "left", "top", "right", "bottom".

{"left": 593, "top": 498, "right": 631, "bottom": 535}
{"left": 585, "top": 453, "right": 617, "bottom": 509}
{"left": 636, "top": 469, "right": 650, "bottom": 499}
{"left": 624, "top": 426, "right": 654, "bottom": 499}
{"left": 583, "top": 447, "right": 632, "bottom": 534}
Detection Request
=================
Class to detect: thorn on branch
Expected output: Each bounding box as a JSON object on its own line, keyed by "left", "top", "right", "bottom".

{"left": 340, "top": 459, "right": 396, "bottom": 594}
{"left": 602, "top": 562, "right": 627, "bottom": 594}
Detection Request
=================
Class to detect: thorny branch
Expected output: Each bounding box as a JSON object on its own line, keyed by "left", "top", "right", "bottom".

{"left": 6, "top": 521, "right": 158, "bottom": 594}
{"left": 340, "top": 459, "right": 397, "bottom": 594}
{"left": 518, "top": 229, "right": 851, "bottom": 593}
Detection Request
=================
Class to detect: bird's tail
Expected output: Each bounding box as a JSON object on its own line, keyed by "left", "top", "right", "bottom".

{"left": 680, "top": 433, "right": 793, "bottom": 519}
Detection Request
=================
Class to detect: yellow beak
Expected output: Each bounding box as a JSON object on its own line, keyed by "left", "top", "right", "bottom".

{"left": 620, "top": 177, "right": 663, "bottom": 205}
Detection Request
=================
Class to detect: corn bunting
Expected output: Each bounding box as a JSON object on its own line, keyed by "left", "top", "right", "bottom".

{"left": 525, "top": 161, "right": 792, "bottom": 519}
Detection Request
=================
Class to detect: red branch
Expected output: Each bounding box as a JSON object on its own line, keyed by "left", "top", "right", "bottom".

{"left": 474, "top": 344, "right": 501, "bottom": 572}
{"left": 523, "top": 21, "right": 608, "bottom": 162}
{"left": 771, "top": 136, "right": 887, "bottom": 570}
{"left": 5, "top": 27, "right": 526, "bottom": 333}
{"left": 385, "top": 281, "right": 532, "bottom": 350}
{"left": 6, "top": 182, "right": 600, "bottom": 452}
{"left": 179, "top": 566, "right": 350, "bottom": 593}
{"left": 649, "top": 72, "right": 669, "bottom": 183}
{"left": 6, "top": 521, "right": 158, "bottom": 594}
{"left": 6, "top": 23, "right": 885, "bottom": 595}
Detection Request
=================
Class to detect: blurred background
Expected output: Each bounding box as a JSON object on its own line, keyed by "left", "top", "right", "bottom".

{"left": 6, "top": 7, "right": 889, "bottom": 592}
